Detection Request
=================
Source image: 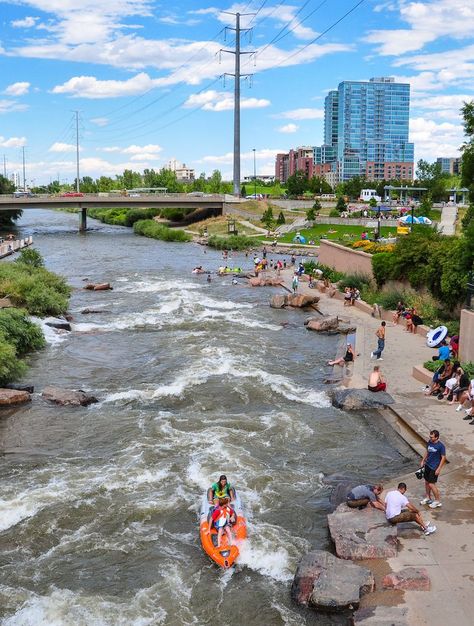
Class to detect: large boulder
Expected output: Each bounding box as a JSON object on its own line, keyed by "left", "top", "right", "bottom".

{"left": 306, "top": 316, "right": 340, "bottom": 332}
{"left": 327, "top": 503, "right": 398, "bottom": 559}
{"left": 45, "top": 317, "right": 72, "bottom": 331}
{"left": 5, "top": 383, "right": 34, "bottom": 394}
{"left": 84, "top": 283, "right": 112, "bottom": 291}
{"left": 353, "top": 606, "right": 409, "bottom": 625}
{"left": 249, "top": 276, "right": 283, "bottom": 287}
{"left": 291, "top": 550, "right": 374, "bottom": 612}
{"left": 286, "top": 293, "right": 320, "bottom": 308}
{"left": 0, "top": 389, "right": 31, "bottom": 406}
{"left": 330, "top": 388, "right": 394, "bottom": 410}
{"left": 81, "top": 308, "right": 112, "bottom": 315}
{"left": 42, "top": 386, "right": 98, "bottom": 406}
{"left": 270, "top": 295, "right": 287, "bottom": 309}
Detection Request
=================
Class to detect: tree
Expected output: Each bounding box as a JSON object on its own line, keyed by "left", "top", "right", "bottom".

{"left": 209, "top": 170, "right": 222, "bottom": 193}
{"left": 306, "top": 207, "right": 316, "bottom": 221}
{"left": 336, "top": 196, "right": 347, "bottom": 213}
{"left": 0, "top": 175, "right": 22, "bottom": 228}
{"left": 260, "top": 207, "right": 275, "bottom": 229}
{"left": 312, "top": 198, "right": 322, "bottom": 211}
{"left": 80, "top": 176, "right": 97, "bottom": 193}
{"left": 369, "top": 197, "right": 377, "bottom": 209}
{"left": 241, "top": 184, "right": 247, "bottom": 197}
{"left": 121, "top": 169, "right": 142, "bottom": 190}
{"left": 461, "top": 101, "right": 474, "bottom": 205}
{"left": 286, "top": 171, "right": 308, "bottom": 197}
{"left": 192, "top": 173, "right": 207, "bottom": 192}
{"left": 277, "top": 211, "right": 286, "bottom": 225}
{"left": 308, "top": 175, "right": 332, "bottom": 195}
{"left": 342, "top": 175, "right": 366, "bottom": 200}
{"left": 0, "top": 174, "right": 14, "bottom": 194}
{"left": 415, "top": 159, "right": 450, "bottom": 201}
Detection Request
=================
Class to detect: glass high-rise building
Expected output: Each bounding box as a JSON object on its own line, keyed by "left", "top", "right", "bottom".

{"left": 327, "top": 77, "right": 414, "bottom": 181}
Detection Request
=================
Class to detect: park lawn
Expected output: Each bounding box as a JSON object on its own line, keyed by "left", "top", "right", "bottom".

{"left": 185, "top": 216, "right": 264, "bottom": 237}
{"left": 275, "top": 223, "right": 395, "bottom": 244}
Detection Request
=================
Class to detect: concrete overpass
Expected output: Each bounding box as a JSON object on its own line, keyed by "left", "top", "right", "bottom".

{"left": 0, "top": 192, "right": 229, "bottom": 231}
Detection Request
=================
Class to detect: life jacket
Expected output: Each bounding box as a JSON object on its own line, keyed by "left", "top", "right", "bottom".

{"left": 212, "top": 505, "right": 231, "bottom": 528}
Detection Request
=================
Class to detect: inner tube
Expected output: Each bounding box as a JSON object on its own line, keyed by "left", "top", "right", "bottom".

{"left": 426, "top": 325, "right": 448, "bottom": 348}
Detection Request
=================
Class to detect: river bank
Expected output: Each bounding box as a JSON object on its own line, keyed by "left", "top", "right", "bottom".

{"left": 277, "top": 265, "right": 474, "bottom": 625}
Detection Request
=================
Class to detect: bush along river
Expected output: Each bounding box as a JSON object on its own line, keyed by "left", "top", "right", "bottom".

{"left": 0, "top": 209, "right": 415, "bottom": 625}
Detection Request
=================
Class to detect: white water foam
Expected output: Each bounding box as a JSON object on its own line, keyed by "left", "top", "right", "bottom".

{"left": 30, "top": 317, "right": 69, "bottom": 346}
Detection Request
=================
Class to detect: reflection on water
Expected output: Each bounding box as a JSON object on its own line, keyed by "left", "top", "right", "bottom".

{"left": 0, "top": 210, "right": 413, "bottom": 625}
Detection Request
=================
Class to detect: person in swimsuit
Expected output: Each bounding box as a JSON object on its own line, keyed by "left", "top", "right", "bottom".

{"left": 327, "top": 343, "right": 355, "bottom": 367}
{"left": 368, "top": 365, "right": 386, "bottom": 392}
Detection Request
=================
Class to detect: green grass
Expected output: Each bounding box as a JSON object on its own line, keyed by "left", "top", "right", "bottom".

{"left": 275, "top": 224, "right": 394, "bottom": 245}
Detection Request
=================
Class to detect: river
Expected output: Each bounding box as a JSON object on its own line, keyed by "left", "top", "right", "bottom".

{"left": 0, "top": 210, "right": 413, "bottom": 625}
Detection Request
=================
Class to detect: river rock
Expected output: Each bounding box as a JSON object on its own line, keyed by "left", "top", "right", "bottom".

{"left": 84, "top": 283, "right": 113, "bottom": 291}
{"left": 353, "top": 606, "right": 409, "bottom": 625}
{"left": 5, "top": 383, "right": 34, "bottom": 394}
{"left": 45, "top": 317, "right": 72, "bottom": 331}
{"left": 81, "top": 308, "right": 112, "bottom": 315}
{"left": 306, "top": 316, "right": 340, "bottom": 332}
{"left": 330, "top": 388, "right": 394, "bottom": 410}
{"left": 286, "top": 293, "right": 320, "bottom": 308}
{"left": 327, "top": 503, "right": 398, "bottom": 559}
{"left": 0, "top": 388, "right": 31, "bottom": 406}
{"left": 42, "top": 386, "right": 98, "bottom": 406}
{"left": 291, "top": 550, "right": 374, "bottom": 612}
{"left": 382, "top": 567, "right": 430, "bottom": 591}
{"left": 0, "top": 297, "right": 13, "bottom": 308}
{"left": 270, "top": 295, "right": 287, "bottom": 308}
{"left": 249, "top": 277, "right": 283, "bottom": 287}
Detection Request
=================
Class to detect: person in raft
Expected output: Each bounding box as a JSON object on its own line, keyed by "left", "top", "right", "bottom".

{"left": 368, "top": 365, "right": 386, "bottom": 392}
{"left": 207, "top": 475, "right": 236, "bottom": 506}
{"left": 327, "top": 343, "right": 355, "bottom": 367}
{"left": 212, "top": 497, "right": 236, "bottom": 547}
{"left": 346, "top": 484, "right": 385, "bottom": 511}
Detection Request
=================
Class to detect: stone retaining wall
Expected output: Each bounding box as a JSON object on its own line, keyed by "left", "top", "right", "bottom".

{"left": 318, "top": 240, "right": 374, "bottom": 278}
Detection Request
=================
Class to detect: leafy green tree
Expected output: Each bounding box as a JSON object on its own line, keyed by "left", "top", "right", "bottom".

{"left": 286, "top": 171, "right": 308, "bottom": 197}
{"left": 15, "top": 248, "right": 44, "bottom": 268}
{"left": 96, "top": 176, "right": 116, "bottom": 192}
{"left": 312, "top": 199, "right": 322, "bottom": 211}
{"left": 260, "top": 207, "right": 275, "bottom": 229}
{"left": 192, "top": 173, "right": 207, "bottom": 192}
{"left": 306, "top": 207, "right": 316, "bottom": 221}
{"left": 369, "top": 197, "right": 377, "bottom": 209}
{"left": 0, "top": 174, "right": 15, "bottom": 194}
{"left": 461, "top": 101, "right": 474, "bottom": 205}
{"left": 0, "top": 174, "right": 22, "bottom": 228}
{"left": 308, "top": 175, "right": 332, "bottom": 195}
{"left": 209, "top": 170, "right": 222, "bottom": 193}
{"left": 462, "top": 204, "right": 474, "bottom": 230}
{"left": 343, "top": 176, "right": 366, "bottom": 200}
{"left": 336, "top": 196, "right": 347, "bottom": 213}
{"left": 418, "top": 194, "right": 433, "bottom": 215}
{"left": 277, "top": 211, "right": 286, "bottom": 225}
{"left": 415, "top": 159, "right": 450, "bottom": 201}
{"left": 122, "top": 169, "right": 142, "bottom": 190}
{"left": 241, "top": 184, "right": 247, "bottom": 197}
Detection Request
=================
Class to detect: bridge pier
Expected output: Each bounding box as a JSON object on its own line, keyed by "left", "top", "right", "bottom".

{"left": 79, "top": 207, "right": 87, "bottom": 232}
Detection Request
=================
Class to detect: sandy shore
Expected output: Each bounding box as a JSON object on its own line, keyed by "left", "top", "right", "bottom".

{"left": 275, "top": 266, "right": 474, "bottom": 626}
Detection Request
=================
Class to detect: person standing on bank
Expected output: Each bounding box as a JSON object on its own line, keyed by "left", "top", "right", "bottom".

{"left": 371, "top": 321, "right": 386, "bottom": 361}
{"left": 420, "top": 430, "right": 446, "bottom": 508}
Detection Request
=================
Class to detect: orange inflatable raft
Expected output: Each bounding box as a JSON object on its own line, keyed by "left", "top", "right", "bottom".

{"left": 199, "top": 493, "right": 247, "bottom": 568}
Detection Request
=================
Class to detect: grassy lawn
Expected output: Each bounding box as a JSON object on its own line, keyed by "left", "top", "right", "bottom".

{"left": 274, "top": 223, "right": 395, "bottom": 245}
{"left": 185, "top": 216, "right": 264, "bottom": 237}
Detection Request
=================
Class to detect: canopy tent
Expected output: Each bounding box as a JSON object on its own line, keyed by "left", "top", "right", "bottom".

{"left": 293, "top": 234, "right": 306, "bottom": 243}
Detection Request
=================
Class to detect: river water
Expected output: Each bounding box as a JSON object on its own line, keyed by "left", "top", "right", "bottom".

{"left": 0, "top": 210, "right": 413, "bottom": 625}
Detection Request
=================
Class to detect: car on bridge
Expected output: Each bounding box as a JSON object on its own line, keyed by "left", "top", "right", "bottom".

{"left": 61, "top": 191, "right": 84, "bottom": 197}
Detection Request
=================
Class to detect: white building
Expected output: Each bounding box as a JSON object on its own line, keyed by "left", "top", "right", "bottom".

{"left": 9, "top": 171, "right": 21, "bottom": 189}
{"left": 166, "top": 159, "right": 195, "bottom": 182}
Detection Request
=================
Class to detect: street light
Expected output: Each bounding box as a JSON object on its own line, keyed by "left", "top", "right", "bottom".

{"left": 253, "top": 148, "right": 257, "bottom": 199}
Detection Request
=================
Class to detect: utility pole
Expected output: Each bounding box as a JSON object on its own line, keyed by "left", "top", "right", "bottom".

{"left": 253, "top": 148, "right": 257, "bottom": 198}
{"left": 221, "top": 12, "right": 254, "bottom": 197}
{"left": 3, "top": 154, "right": 6, "bottom": 178}
{"left": 22, "top": 146, "right": 26, "bottom": 191}
{"left": 74, "top": 110, "right": 80, "bottom": 192}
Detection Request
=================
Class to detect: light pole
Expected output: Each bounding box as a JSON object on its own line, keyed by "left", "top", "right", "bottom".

{"left": 253, "top": 148, "right": 257, "bottom": 198}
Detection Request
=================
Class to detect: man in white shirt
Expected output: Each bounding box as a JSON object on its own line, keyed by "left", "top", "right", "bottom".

{"left": 385, "top": 482, "right": 436, "bottom": 536}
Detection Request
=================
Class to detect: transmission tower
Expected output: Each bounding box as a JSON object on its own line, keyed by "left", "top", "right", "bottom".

{"left": 221, "top": 12, "right": 255, "bottom": 196}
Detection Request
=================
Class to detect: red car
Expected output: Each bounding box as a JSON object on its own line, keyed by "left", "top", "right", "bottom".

{"left": 61, "top": 191, "right": 84, "bottom": 197}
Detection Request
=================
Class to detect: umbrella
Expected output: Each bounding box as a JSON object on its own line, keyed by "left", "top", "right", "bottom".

{"left": 418, "top": 216, "right": 432, "bottom": 225}
{"left": 399, "top": 215, "right": 420, "bottom": 224}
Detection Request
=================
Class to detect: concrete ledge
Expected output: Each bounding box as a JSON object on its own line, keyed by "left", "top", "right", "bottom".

{"left": 412, "top": 365, "right": 432, "bottom": 385}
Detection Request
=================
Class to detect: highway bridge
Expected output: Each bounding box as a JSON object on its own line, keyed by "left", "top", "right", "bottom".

{"left": 0, "top": 193, "right": 229, "bottom": 231}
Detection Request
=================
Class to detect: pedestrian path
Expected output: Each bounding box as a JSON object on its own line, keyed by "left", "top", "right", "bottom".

{"left": 277, "top": 267, "right": 474, "bottom": 626}
{"left": 438, "top": 205, "right": 457, "bottom": 235}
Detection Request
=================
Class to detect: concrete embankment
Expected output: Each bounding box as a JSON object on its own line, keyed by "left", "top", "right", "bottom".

{"left": 0, "top": 236, "right": 33, "bottom": 259}
{"left": 273, "top": 266, "right": 474, "bottom": 626}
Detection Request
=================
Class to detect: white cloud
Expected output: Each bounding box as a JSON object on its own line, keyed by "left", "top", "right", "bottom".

{"left": 130, "top": 152, "right": 159, "bottom": 161}
{"left": 122, "top": 144, "right": 162, "bottom": 154}
{"left": 0, "top": 99, "right": 28, "bottom": 114}
{"left": 0, "top": 135, "right": 27, "bottom": 148}
{"left": 49, "top": 142, "right": 77, "bottom": 152}
{"left": 4, "top": 82, "right": 30, "bottom": 96}
{"left": 90, "top": 117, "right": 109, "bottom": 126}
{"left": 183, "top": 90, "right": 270, "bottom": 111}
{"left": 11, "top": 17, "right": 38, "bottom": 28}
{"left": 278, "top": 123, "right": 299, "bottom": 133}
{"left": 366, "top": 0, "right": 474, "bottom": 56}
{"left": 52, "top": 72, "right": 160, "bottom": 99}
{"left": 410, "top": 117, "right": 463, "bottom": 161}
{"left": 274, "top": 107, "right": 323, "bottom": 120}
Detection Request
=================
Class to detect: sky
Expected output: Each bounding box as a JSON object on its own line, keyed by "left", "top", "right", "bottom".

{"left": 0, "top": 0, "right": 473, "bottom": 186}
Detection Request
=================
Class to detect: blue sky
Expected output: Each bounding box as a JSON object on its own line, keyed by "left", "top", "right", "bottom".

{"left": 1, "top": 0, "right": 473, "bottom": 186}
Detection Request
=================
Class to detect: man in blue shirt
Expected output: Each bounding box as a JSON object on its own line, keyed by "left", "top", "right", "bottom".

{"left": 419, "top": 430, "right": 446, "bottom": 509}
{"left": 434, "top": 341, "right": 450, "bottom": 362}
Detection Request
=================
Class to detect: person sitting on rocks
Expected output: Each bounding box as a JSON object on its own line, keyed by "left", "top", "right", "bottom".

{"left": 392, "top": 301, "right": 405, "bottom": 325}
{"left": 368, "top": 365, "right": 386, "bottom": 392}
{"left": 346, "top": 483, "right": 385, "bottom": 511}
{"left": 327, "top": 343, "right": 355, "bottom": 367}
{"left": 385, "top": 482, "right": 436, "bottom": 535}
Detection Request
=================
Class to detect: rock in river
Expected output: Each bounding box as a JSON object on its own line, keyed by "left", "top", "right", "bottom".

{"left": 327, "top": 503, "right": 398, "bottom": 559}
{"left": 42, "top": 386, "right": 98, "bottom": 406}
{"left": 249, "top": 276, "right": 283, "bottom": 287}
{"left": 291, "top": 549, "right": 374, "bottom": 612}
{"left": 84, "top": 283, "right": 113, "bottom": 291}
{"left": 45, "top": 317, "right": 72, "bottom": 331}
{"left": 0, "top": 389, "right": 31, "bottom": 406}
{"left": 305, "top": 316, "right": 340, "bottom": 332}
{"left": 330, "top": 388, "right": 394, "bottom": 410}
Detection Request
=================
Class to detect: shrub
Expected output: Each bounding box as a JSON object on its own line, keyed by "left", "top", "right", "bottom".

{"left": 372, "top": 252, "right": 399, "bottom": 287}
{"left": 0, "top": 264, "right": 70, "bottom": 316}
{"left": 207, "top": 234, "right": 256, "bottom": 250}
{"left": 340, "top": 273, "right": 372, "bottom": 292}
{"left": 15, "top": 248, "right": 44, "bottom": 268}
{"left": 303, "top": 261, "right": 345, "bottom": 282}
{"left": 424, "top": 360, "right": 474, "bottom": 378}
{"left": 0, "top": 337, "right": 27, "bottom": 386}
{"left": 133, "top": 219, "right": 191, "bottom": 242}
{"left": 329, "top": 209, "right": 340, "bottom": 218}
{"left": 124, "top": 208, "right": 160, "bottom": 226}
{"left": 0, "top": 308, "right": 45, "bottom": 355}
{"left": 374, "top": 289, "right": 408, "bottom": 311}
{"left": 161, "top": 207, "right": 193, "bottom": 221}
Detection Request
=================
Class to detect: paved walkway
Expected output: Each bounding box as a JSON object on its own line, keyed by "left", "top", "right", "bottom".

{"left": 438, "top": 205, "right": 458, "bottom": 235}
{"left": 277, "top": 268, "right": 474, "bottom": 626}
